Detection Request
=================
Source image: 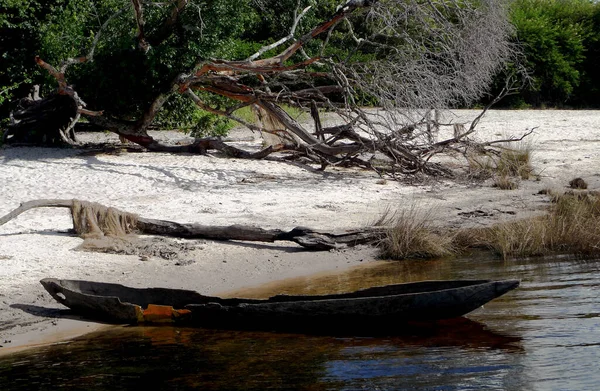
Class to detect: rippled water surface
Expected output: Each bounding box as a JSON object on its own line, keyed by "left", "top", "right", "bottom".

{"left": 1, "top": 255, "right": 599, "bottom": 390}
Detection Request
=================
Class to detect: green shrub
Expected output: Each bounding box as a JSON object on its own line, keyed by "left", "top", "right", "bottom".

{"left": 507, "top": 0, "right": 600, "bottom": 107}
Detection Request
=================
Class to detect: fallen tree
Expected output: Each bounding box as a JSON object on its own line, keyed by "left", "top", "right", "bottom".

{"left": 0, "top": 199, "right": 383, "bottom": 251}
{"left": 4, "top": 0, "right": 523, "bottom": 177}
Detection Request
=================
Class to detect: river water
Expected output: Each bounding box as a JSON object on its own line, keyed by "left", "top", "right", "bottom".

{"left": 1, "top": 254, "right": 599, "bottom": 390}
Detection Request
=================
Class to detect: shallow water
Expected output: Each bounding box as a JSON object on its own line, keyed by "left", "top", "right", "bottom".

{"left": 1, "top": 254, "right": 599, "bottom": 390}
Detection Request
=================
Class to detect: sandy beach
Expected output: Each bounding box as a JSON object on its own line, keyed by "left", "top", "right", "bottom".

{"left": 1, "top": 109, "right": 599, "bottom": 355}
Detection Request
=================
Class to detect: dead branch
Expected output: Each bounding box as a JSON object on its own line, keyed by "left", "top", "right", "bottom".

{"left": 311, "top": 100, "right": 324, "bottom": 141}
{"left": 78, "top": 108, "right": 104, "bottom": 116}
{"left": 478, "top": 128, "right": 537, "bottom": 147}
{"left": 59, "top": 112, "right": 80, "bottom": 145}
{"left": 246, "top": 3, "right": 312, "bottom": 62}
{"left": 257, "top": 101, "right": 362, "bottom": 156}
{"left": 86, "top": 115, "right": 283, "bottom": 158}
{"left": 0, "top": 199, "right": 73, "bottom": 226}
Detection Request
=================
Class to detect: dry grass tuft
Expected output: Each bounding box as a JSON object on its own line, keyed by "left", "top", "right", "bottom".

{"left": 493, "top": 175, "right": 518, "bottom": 190}
{"left": 377, "top": 205, "right": 456, "bottom": 260}
{"left": 457, "top": 192, "right": 600, "bottom": 259}
{"left": 456, "top": 219, "right": 550, "bottom": 259}
{"left": 379, "top": 191, "right": 600, "bottom": 261}
{"left": 466, "top": 143, "right": 533, "bottom": 188}
{"left": 496, "top": 144, "right": 533, "bottom": 179}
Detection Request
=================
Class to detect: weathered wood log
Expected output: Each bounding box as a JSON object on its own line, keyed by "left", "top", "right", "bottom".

{"left": 0, "top": 199, "right": 382, "bottom": 251}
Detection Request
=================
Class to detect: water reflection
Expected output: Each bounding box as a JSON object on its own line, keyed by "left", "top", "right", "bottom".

{"left": 1, "top": 255, "right": 600, "bottom": 390}
{"left": 0, "top": 322, "right": 522, "bottom": 391}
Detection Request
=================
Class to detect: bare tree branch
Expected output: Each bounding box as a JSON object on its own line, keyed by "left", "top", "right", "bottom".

{"left": 246, "top": 3, "right": 312, "bottom": 62}
{"left": 276, "top": 0, "right": 374, "bottom": 64}
{"left": 479, "top": 128, "right": 537, "bottom": 147}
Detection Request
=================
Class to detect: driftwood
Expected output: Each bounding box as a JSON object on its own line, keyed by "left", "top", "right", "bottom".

{"left": 0, "top": 199, "right": 382, "bottom": 251}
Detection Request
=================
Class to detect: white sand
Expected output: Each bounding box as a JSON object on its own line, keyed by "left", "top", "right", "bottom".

{"left": 1, "top": 109, "right": 599, "bottom": 354}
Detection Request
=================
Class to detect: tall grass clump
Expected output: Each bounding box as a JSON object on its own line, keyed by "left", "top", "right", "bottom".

{"left": 458, "top": 192, "right": 600, "bottom": 259}
{"left": 456, "top": 218, "right": 549, "bottom": 259}
{"left": 377, "top": 205, "right": 456, "bottom": 260}
{"left": 546, "top": 192, "right": 600, "bottom": 253}
{"left": 379, "top": 191, "right": 600, "bottom": 261}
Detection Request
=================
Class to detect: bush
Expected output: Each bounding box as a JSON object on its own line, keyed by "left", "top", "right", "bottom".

{"left": 503, "top": 0, "right": 600, "bottom": 107}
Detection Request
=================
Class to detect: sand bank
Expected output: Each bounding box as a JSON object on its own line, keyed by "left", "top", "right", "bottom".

{"left": 1, "top": 109, "right": 599, "bottom": 355}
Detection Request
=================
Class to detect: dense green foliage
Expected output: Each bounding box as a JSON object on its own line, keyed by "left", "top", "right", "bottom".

{"left": 505, "top": 0, "right": 600, "bottom": 107}
{"left": 0, "top": 0, "right": 51, "bottom": 124}
{"left": 54, "top": 0, "right": 262, "bottom": 133}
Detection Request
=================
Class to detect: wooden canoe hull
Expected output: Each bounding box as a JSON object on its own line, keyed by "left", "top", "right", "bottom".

{"left": 185, "top": 280, "right": 520, "bottom": 332}
{"left": 40, "top": 278, "right": 519, "bottom": 332}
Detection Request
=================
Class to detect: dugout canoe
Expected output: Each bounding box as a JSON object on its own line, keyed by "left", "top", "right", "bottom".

{"left": 40, "top": 278, "right": 519, "bottom": 332}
